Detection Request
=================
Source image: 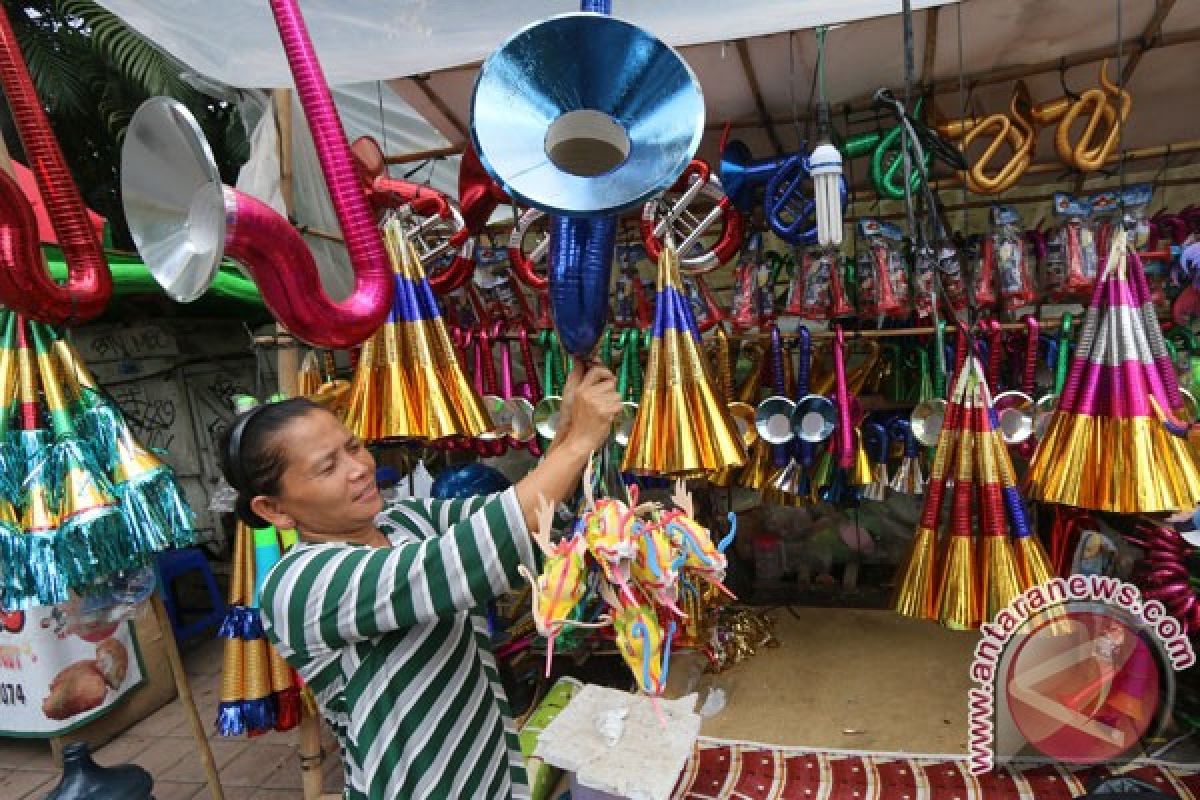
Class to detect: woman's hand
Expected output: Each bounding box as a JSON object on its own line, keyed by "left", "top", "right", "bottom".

{"left": 556, "top": 363, "right": 623, "bottom": 458}
{"left": 514, "top": 363, "right": 623, "bottom": 530}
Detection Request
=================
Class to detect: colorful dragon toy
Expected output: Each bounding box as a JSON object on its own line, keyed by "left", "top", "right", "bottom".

{"left": 519, "top": 468, "right": 738, "bottom": 695}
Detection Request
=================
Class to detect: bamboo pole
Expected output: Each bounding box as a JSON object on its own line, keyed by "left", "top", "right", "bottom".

{"left": 151, "top": 595, "right": 226, "bottom": 800}
{"left": 383, "top": 143, "right": 465, "bottom": 165}
{"left": 269, "top": 81, "right": 326, "bottom": 800}
{"left": 272, "top": 90, "right": 295, "bottom": 215}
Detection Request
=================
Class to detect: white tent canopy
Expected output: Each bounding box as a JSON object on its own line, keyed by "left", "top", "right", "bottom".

{"left": 95, "top": 0, "right": 1200, "bottom": 295}
{"left": 93, "top": 0, "right": 956, "bottom": 88}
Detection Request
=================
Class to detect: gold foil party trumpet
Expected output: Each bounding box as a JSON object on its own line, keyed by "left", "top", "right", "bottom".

{"left": 623, "top": 245, "right": 745, "bottom": 477}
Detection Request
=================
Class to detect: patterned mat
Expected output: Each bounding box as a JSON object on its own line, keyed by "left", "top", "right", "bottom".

{"left": 672, "top": 740, "right": 1200, "bottom": 799}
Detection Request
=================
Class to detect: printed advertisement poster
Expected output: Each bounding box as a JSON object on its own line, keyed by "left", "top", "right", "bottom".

{"left": 0, "top": 605, "right": 145, "bottom": 737}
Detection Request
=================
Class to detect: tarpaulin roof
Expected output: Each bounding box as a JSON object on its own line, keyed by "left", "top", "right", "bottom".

{"left": 94, "top": 0, "right": 1200, "bottom": 295}
{"left": 92, "top": 0, "right": 956, "bottom": 89}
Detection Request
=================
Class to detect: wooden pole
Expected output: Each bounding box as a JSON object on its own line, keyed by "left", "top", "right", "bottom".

{"left": 273, "top": 90, "right": 295, "bottom": 215}
{"left": 735, "top": 39, "right": 785, "bottom": 155}
{"left": 383, "top": 144, "right": 465, "bottom": 165}
{"left": 271, "top": 83, "right": 327, "bottom": 800}
{"left": 151, "top": 595, "right": 226, "bottom": 800}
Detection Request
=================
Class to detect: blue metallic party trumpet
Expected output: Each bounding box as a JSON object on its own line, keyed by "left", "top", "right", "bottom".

{"left": 470, "top": 2, "right": 704, "bottom": 357}
{"left": 719, "top": 140, "right": 847, "bottom": 246}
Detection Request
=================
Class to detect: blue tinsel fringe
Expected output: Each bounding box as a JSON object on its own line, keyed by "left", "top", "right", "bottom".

{"left": 218, "top": 605, "right": 245, "bottom": 639}
{"left": 241, "top": 696, "right": 277, "bottom": 734}
{"left": 243, "top": 609, "right": 265, "bottom": 640}
{"left": 215, "top": 702, "right": 246, "bottom": 737}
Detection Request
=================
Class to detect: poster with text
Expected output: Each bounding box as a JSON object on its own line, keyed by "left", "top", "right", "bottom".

{"left": 0, "top": 605, "right": 146, "bottom": 737}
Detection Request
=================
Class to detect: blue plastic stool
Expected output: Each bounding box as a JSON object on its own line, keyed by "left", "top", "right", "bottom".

{"left": 155, "top": 547, "right": 226, "bottom": 643}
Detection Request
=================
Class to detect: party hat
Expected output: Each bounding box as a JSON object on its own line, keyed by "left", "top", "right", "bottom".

{"left": 974, "top": 382, "right": 1022, "bottom": 623}
{"left": 44, "top": 325, "right": 195, "bottom": 556}
{"left": 986, "top": 402, "right": 1056, "bottom": 591}
{"left": 861, "top": 422, "right": 890, "bottom": 502}
{"left": 893, "top": 355, "right": 969, "bottom": 621}
{"left": 239, "top": 520, "right": 275, "bottom": 735}
{"left": 29, "top": 322, "right": 129, "bottom": 586}
{"left": 934, "top": 366, "right": 980, "bottom": 630}
{"left": 369, "top": 220, "right": 491, "bottom": 442}
{"left": 343, "top": 335, "right": 383, "bottom": 441}
{"left": 249, "top": 525, "right": 300, "bottom": 732}
{"left": 296, "top": 350, "right": 322, "bottom": 397}
{"left": 1028, "top": 230, "right": 1200, "bottom": 512}
{"left": 708, "top": 326, "right": 751, "bottom": 488}
{"left": 12, "top": 317, "right": 65, "bottom": 606}
{"left": 623, "top": 245, "right": 745, "bottom": 477}
{"left": 888, "top": 419, "right": 925, "bottom": 495}
{"left": 216, "top": 633, "right": 247, "bottom": 736}
{"left": 216, "top": 521, "right": 249, "bottom": 736}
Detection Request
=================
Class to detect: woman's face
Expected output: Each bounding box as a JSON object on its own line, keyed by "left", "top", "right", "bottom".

{"left": 250, "top": 409, "right": 381, "bottom": 539}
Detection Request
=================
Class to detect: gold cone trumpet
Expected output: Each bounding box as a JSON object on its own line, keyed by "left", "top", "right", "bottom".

{"left": 623, "top": 246, "right": 745, "bottom": 477}
{"left": 346, "top": 222, "right": 491, "bottom": 442}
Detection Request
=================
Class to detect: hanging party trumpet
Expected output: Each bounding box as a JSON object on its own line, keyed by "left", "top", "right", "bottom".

{"left": 842, "top": 96, "right": 931, "bottom": 201}
{"left": 935, "top": 81, "right": 1036, "bottom": 195}
{"left": 350, "top": 136, "right": 475, "bottom": 294}
{"left": 0, "top": 6, "right": 111, "bottom": 325}
{"left": 123, "top": 0, "right": 397, "bottom": 350}
{"left": 472, "top": 2, "right": 704, "bottom": 359}
{"left": 641, "top": 160, "right": 744, "bottom": 273}
{"left": 1031, "top": 60, "right": 1131, "bottom": 173}
{"left": 719, "top": 140, "right": 846, "bottom": 245}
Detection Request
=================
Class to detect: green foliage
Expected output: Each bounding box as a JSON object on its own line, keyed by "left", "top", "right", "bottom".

{"left": 1, "top": 0, "right": 248, "bottom": 247}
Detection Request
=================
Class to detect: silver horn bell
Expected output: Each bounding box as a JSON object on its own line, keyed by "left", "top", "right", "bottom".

{"left": 122, "top": 98, "right": 226, "bottom": 304}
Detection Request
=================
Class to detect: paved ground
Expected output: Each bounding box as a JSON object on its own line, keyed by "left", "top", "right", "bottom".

{"left": 0, "top": 634, "right": 344, "bottom": 799}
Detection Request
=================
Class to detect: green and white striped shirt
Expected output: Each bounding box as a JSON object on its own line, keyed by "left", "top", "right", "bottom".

{"left": 260, "top": 488, "right": 535, "bottom": 799}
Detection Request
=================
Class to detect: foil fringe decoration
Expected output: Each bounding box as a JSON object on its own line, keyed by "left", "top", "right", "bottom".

{"left": 0, "top": 311, "right": 196, "bottom": 610}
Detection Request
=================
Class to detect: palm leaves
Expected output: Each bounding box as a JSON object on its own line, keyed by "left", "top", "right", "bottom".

{"left": 2, "top": 0, "right": 248, "bottom": 246}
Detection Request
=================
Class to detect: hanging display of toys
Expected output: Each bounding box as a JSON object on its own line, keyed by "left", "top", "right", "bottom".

{"left": 519, "top": 477, "right": 735, "bottom": 696}
{"left": 622, "top": 245, "right": 746, "bottom": 478}
{"left": 856, "top": 219, "right": 911, "bottom": 319}
{"left": 216, "top": 517, "right": 303, "bottom": 737}
{"left": 1030, "top": 59, "right": 1131, "bottom": 174}
{"left": 1028, "top": 230, "right": 1200, "bottom": 513}
{"left": 341, "top": 219, "right": 492, "bottom": 443}
{"left": 893, "top": 350, "right": 1054, "bottom": 630}
{"left": 0, "top": 312, "right": 194, "bottom": 611}
{"left": 935, "top": 81, "right": 1036, "bottom": 196}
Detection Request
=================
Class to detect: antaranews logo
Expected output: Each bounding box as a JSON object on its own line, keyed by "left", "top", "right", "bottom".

{"left": 967, "top": 574, "right": 1195, "bottom": 775}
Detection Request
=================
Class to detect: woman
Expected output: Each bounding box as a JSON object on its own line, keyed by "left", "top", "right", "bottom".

{"left": 220, "top": 365, "right": 623, "bottom": 800}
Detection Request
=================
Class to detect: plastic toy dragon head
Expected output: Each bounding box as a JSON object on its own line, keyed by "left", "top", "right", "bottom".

{"left": 601, "top": 582, "right": 675, "bottom": 696}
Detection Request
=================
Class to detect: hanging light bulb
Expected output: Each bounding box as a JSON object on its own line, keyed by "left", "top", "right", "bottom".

{"left": 809, "top": 27, "right": 843, "bottom": 249}
{"left": 810, "top": 139, "right": 843, "bottom": 248}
